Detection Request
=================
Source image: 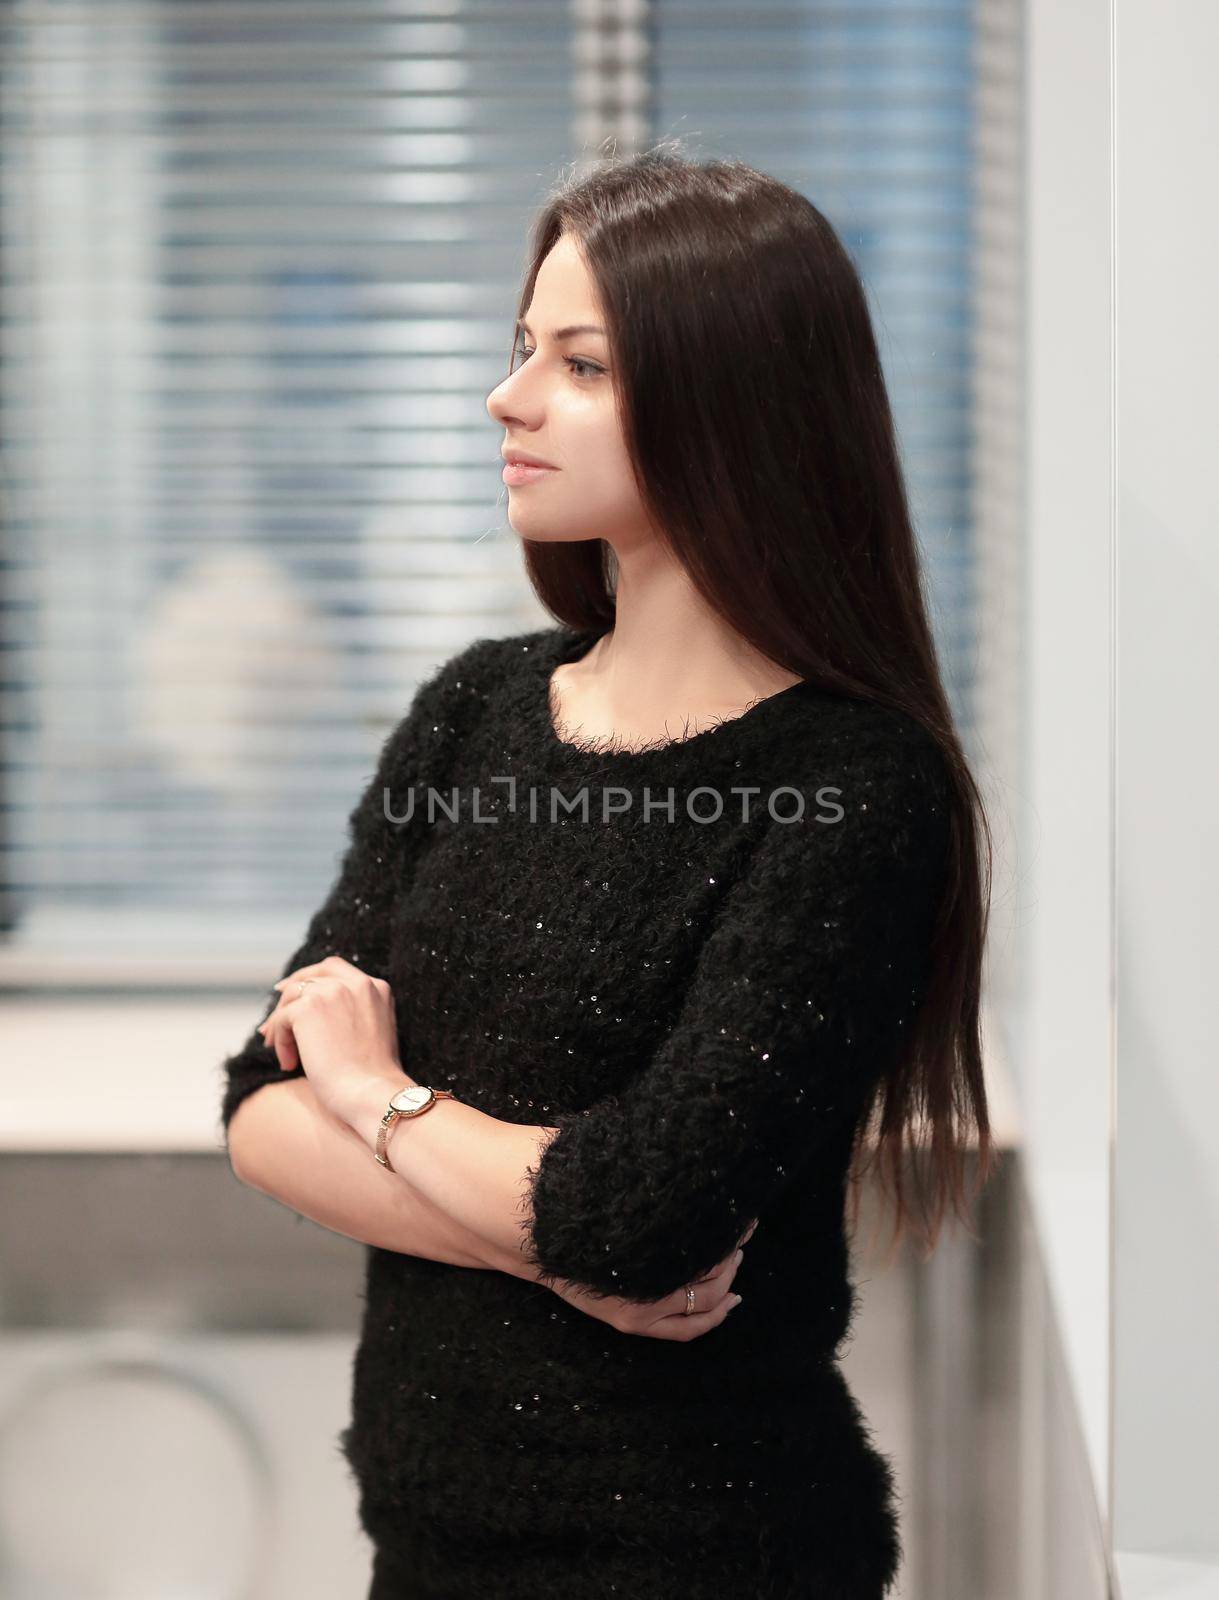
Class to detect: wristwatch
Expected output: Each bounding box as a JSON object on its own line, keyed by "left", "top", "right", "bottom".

{"left": 374, "top": 1084, "right": 456, "bottom": 1173}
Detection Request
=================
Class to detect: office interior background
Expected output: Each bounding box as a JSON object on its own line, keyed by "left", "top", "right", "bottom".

{"left": 1, "top": 1, "right": 1215, "bottom": 1597}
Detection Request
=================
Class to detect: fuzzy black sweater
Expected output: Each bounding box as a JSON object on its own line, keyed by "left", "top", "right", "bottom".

{"left": 218, "top": 623, "right": 951, "bottom": 1599}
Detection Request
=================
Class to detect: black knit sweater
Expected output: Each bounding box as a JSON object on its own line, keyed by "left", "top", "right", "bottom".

{"left": 219, "top": 623, "right": 951, "bottom": 1599}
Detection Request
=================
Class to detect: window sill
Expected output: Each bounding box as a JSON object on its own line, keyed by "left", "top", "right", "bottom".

{"left": 1, "top": 993, "right": 267, "bottom": 1153}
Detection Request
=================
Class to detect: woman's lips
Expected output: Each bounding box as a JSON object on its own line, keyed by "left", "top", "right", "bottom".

{"left": 502, "top": 460, "right": 558, "bottom": 485}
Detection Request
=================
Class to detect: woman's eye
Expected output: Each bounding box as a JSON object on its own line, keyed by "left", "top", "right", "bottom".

{"left": 515, "top": 344, "right": 603, "bottom": 380}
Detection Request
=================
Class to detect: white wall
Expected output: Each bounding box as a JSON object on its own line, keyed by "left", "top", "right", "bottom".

{"left": 1112, "top": 1, "right": 1219, "bottom": 1590}
{"left": 1021, "top": 0, "right": 1115, "bottom": 1523}
{"left": 1016, "top": 2, "right": 1219, "bottom": 1591}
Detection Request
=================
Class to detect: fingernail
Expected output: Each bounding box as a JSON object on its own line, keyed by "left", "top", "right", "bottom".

{"left": 734, "top": 1248, "right": 744, "bottom": 1267}
{"left": 729, "top": 1293, "right": 743, "bottom": 1308}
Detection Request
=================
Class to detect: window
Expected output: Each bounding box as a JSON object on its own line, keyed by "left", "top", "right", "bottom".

{"left": 0, "top": 0, "right": 979, "bottom": 984}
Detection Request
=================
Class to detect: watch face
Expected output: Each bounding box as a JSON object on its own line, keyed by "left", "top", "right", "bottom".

{"left": 389, "top": 1085, "right": 432, "bottom": 1115}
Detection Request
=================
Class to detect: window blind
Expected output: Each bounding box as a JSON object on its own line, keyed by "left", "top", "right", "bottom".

{"left": 0, "top": 0, "right": 569, "bottom": 981}
{"left": 969, "top": 0, "right": 1026, "bottom": 777}
{"left": 0, "top": 0, "right": 981, "bottom": 985}
{"left": 965, "top": 0, "right": 1027, "bottom": 1042}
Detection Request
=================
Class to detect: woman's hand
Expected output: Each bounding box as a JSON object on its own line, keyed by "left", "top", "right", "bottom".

{"left": 257, "top": 955, "right": 406, "bottom": 1126}
{"left": 546, "top": 1217, "right": 759, "bottom": 1341}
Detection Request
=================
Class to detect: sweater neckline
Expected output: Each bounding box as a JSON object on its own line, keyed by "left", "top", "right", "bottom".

{"left": 534, "top": 625, "right": 813, "bottom": 765}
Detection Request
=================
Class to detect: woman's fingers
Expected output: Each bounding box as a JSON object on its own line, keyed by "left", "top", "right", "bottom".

{"left": 693, "top": 1217, "right": 759, "bottom": 1284}
{"left": 272, "top": 955, "right": 363, "bottom": 995}
{"left": 692, "top": 1219, "right": 758, "bottom": 1286}
{"left": 646, "top": 1289, "right": 744, "bottom": 1342}
{"left": 277, "top": 1022, "right": 300, "bottom": 1072}
{"left": 676, "top": 1246, "right": 744, "bottom": 1313}
{"left": 657, "top": 1221, "right": 759, "bottom": 1337}
{"left": 623, "top": 1242, "right": 747, "bottom": 1340}
{"left": 259, "top": 971, "right": 343, "bottom": 1070}
{"left": 259, "top": 1012, "right": 300, "bottom": 1072}
{"left": 553, "top": 1232, "right": 751, "bottom": 1342}
{"left": 255, "top": 964, "right": 398, "bottom": 1090}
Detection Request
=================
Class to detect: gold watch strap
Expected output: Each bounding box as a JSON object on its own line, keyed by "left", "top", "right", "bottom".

{"left": 374, "top": 1088, "right": 456, "bottom": 1173}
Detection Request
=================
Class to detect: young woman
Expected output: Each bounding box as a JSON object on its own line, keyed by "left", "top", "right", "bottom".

{"left": 221, "top": 149, "right": 994, "bottom": 1599}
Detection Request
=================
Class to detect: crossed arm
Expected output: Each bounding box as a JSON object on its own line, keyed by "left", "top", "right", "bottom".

{"left": 227, "top": 1070, "right": 755, "bottom": 1345}
{"left": 221, "top": 695, "right": 950, "bottom": 1310}
{"left": 226, "top": 741, "right": 949, "bottom": 1308}
{"left": 221, "top": 641, "right": 560, "bottom": 1282}
{"left": 227, "top": 1074, "right": 553, "bottom": 1281}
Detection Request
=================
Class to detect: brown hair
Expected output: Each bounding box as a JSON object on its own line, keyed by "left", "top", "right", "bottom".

{"left": 505, "top": 144, "right": 997, "bottom": 1261}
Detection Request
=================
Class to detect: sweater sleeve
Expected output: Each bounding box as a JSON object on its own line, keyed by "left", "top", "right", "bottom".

{"left": 216, "top": 637, "right": 493, "bottom": 1150}
{"left": 518, "top": 725, "right": 953, "bottom": 1303}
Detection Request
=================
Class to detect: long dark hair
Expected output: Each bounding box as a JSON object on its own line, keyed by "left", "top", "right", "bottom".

{"left": 505, "top": 145, "right": 996, "bottom": 1261}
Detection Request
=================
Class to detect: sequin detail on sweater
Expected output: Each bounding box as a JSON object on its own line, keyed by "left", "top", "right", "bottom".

{"left": 218, "top": 624, "right": 952, "bottom": 1599}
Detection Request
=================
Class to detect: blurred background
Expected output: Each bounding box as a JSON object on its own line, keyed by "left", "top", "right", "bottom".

{"left": 0, "top": 2, "right": 1215, "bottom": 1597}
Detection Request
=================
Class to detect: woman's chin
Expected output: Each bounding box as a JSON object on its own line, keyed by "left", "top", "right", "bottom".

{"left": 508, "top": 520, "right": 600, "bottom": 546}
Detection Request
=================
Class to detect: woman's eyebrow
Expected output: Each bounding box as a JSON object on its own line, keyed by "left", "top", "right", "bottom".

{"left": 517, "top": 319, "right": 607, "bottom": 340}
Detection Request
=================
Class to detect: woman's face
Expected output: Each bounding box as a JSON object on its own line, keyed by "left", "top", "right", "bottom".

{"left": 486, "top": 233, "right": 652, "bottom": 550}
